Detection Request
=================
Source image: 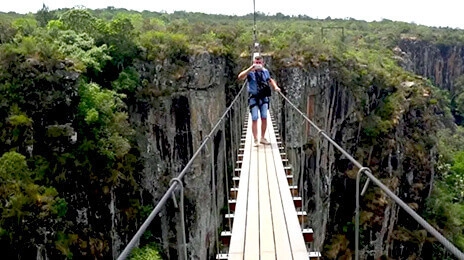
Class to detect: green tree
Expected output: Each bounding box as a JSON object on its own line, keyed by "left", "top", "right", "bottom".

{"left": 90, "top": 14, "right": 140, "bottom": 85}
{"left": 53, "top": 29, "right": 112, "bottom": 73}
{"left": 0, "top": 151, "right": 67, "bottom": 257}
{"left": 0, "top": 17, "right": 17, "bottom": 44}
{"left": 139, "top": 30, "right": 190, "bottom": 63}
{"left": 427, "top": 128, "right": 464, "bottom": 255}
{"left": 35, "top": 4, "right": 56, "bottom": 27}
{"left": 449, "top": 151, "right": 464, "bottom": 203}
{"left": 452, "top": 75, "right": 464, "bottom": 124}
{"left": 11, "top": 17, "right": 37, "bottom": 37}
{"left": 60, "top": 9, "right": 99, "bottom": 34}
{"left": 111, "top": 67, "right": 140, "bottom": 93}
{"left": 78, "top": 82, "right": 133, "bottom": 171}
{"left": 129, "top": 243, "right": 162, "bottom": 260}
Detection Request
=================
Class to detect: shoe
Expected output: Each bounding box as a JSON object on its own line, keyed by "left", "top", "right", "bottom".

{"left": 260, "top": 138, "right": 270, "bottom": 145}
{"left": 254, "top": 139, "right": 259, "bottom": 147}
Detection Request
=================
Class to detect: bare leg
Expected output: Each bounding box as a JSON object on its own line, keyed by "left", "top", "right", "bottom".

{"left": 252, "top": 120, "right": 258, "bottom": 141}
{"left": 261, "top": 118, "right": 267, "bottom": 139}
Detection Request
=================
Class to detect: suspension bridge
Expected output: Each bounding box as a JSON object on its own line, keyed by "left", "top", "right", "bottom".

{"left": 216, "top": 111, "right": 320, "bottom": 259}
{"left": 114, "top": 75, "right": 464, "bottom": 259}
{"left": 114, "top": 1, "right": 464, "bottom": 258}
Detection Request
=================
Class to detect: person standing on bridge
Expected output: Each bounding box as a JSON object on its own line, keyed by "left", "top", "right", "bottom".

{"left": 238, "top": 55, "right": 281, "bottom": 146}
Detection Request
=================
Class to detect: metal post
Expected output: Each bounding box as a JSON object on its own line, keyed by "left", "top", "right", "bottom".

{"left": 169, "top": 178, "right": 187, "bottom": 260}
{"left": 355, "top": 167, "right": 371, "bottom": 260}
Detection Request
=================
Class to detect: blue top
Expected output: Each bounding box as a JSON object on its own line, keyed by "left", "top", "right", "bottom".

{"left": 247, "top": 69, "right": 271, "bottom": 96}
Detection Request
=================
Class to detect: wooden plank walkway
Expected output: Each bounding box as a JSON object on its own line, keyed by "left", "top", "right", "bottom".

{"left": 227, "top": 112, "right": 308, "bottom": 260}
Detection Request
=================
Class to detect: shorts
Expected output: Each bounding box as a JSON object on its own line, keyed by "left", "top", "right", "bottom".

{"left": 249, "top": 97, "right": 268, "bottom": 121}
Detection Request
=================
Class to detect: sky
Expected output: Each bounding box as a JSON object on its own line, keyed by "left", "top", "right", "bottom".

{"left": 1, "top": 0, "right": 463, "bottom": 29}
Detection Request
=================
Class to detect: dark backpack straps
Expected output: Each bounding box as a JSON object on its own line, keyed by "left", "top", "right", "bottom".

{"left": 255, "top": 70, "right": 266, "bottom": 83}
{"left": 248, "top": 95, "right": 269, "bottom": 110}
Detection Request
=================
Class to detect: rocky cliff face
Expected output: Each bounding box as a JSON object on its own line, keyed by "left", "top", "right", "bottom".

{"left": 268, "top": 53, "right": 447, "bottom": 259}
{"left": 116, "top": 39, "right": 458, "bottom": 259}
{"left": 126, "top": 41, "right": 455, "bottom": 259}
{"left": 124, "top": 52, "right": 238, "bottom": 259}
{"left": 396, "top": 37, "right": 464, "bottom": 92}
{"left": 104, "top": 38, "right": 460, "bottom": 259}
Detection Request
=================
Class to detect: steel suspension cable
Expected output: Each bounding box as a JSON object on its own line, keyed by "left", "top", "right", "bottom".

{"left": 117, "top": 82, "right": 247, "bottom": 260}
{"left": 276, "top": 91, "right": 464, "bottom": 260}
{"left": 253, "top": 0, "right": 257, "bottom": 44}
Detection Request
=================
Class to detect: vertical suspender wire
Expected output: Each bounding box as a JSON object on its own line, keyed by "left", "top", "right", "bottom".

{"left": 290, "top": 105, "right": 294, "bottom": 188}
{"left": 315, "top": 122, "right": 322, "bottom": 253}
{"left": 169, "top": 178, "right": 187, "bottom": 260}
{"left": 242, "top": 84, "right": 248, "bottom": 134}
{"left": 242, "top": 90, "right": 246, "bottom": 137}
{"left": 223, "top": 118, "right": 232, "bottom": 233}
{"left": 239, "top": 92, "right": 243, "bottom": 143}
{"left": 211, "top": 135, "right": 219, "bottom": 256}
{"left": 232, "top": 104, "right": 236, "bottom": 164}
{"left": 229, "top": 110, "right": 235, "bottom": 181}
{"left": 235, "top": 93, "right": 239, "bottom": 147}
{"left": 238, "top": 99, "right": 242, "bottom": 150}
{"left": 235, "top": 103, "right": 239, "bottom": 159}
{"left": 299, "top": 119, "right": 305, "bottom": 230}
{"left": 233, "top": 101, "right": 238, "bottom": 157}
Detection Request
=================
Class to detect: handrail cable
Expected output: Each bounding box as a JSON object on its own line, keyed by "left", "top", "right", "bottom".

{"left": 117, "top": 82, "right": 247, "bottom": 260}
{"left": 277, "top": 91, "right": 464, "bottom": 260}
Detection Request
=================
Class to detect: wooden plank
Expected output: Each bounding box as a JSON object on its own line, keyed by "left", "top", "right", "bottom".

{"left": 229, "top": 112, "right": 310, "bottom": 259}
{"left": 258, "top": 142, "right": 276, "bottom": 259}
{"left": 267, "top": 113, "right": 308, "bottom": 259}
{"left": 264, "top": 139, "right": 293, "bottom": 259}
{"left": 228, "top": 115, "right": 253, "bottom": 260}
{"left": 244, "top": 135, "right": 259, "bottom": 259}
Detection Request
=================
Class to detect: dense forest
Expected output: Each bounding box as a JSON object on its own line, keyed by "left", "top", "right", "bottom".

{"left": 1, "top": 5, "right": 464, "bottom": 259}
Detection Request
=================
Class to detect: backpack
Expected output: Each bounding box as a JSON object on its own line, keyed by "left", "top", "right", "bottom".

{"left": 254, "top": 70, "right": 272, "bottom": 98}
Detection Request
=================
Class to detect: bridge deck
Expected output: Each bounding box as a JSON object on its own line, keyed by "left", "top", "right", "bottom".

{"left": 228, "top": 112, "right": 308, "bottom": 259}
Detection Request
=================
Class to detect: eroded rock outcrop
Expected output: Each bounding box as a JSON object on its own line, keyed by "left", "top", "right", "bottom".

{"left": 125, "top": 52, "right": 235, "bottom": 259}
{"left": 269, "top": 54, "right": 446, "bottom": 259}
